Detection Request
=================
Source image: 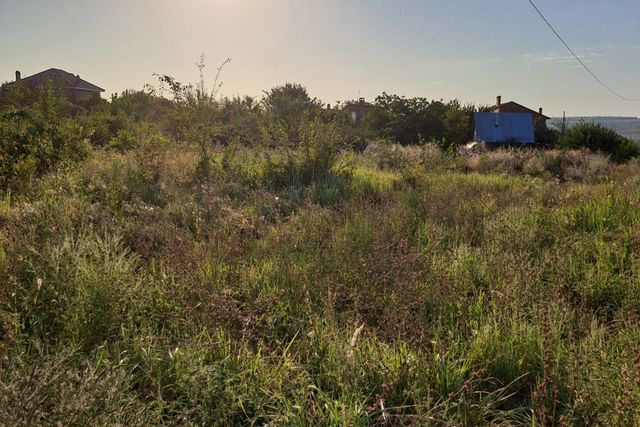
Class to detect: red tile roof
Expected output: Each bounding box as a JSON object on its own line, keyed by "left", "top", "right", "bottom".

{"left": 490, "top": 100, "right": 550, "bottom": 120}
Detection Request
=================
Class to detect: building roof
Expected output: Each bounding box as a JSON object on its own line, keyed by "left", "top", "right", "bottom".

{"left": 474, "top": 112, "right": 535, "bottom": 144}
{"left": 344, "top": 98, "right": 371, "bottom": 109}
{"left": 18, "top": 68, "right": 104, "bottom": 93}
{"left": 490, "top": 100, "right": 550, "bottom": 120}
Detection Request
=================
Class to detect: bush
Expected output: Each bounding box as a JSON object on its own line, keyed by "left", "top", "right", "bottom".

{"left": 297, "top": 119, "right": 340, "bottom": 183}
{"left": 252, "top": 120, "right": 341, "bottom": 190}
{"left": 261, "top": 83, "right": 322, "bottom": 145}
{"left": 535, "top": 125, "right": 560, "bottom": 147}
{"left": 0, "top": 108, "right": 91, "bottom": 190}
{"left": 558, "top": 122, "right": 639, "bottom": 161}
{"left": 78, "top": 108, "right": 131, "bottom": 147}
{"left": 364, "top": 94, "right": 478, "bottom": 147}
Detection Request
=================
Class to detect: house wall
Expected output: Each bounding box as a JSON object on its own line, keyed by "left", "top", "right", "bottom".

{"left": 67, "top": 89, "right": 100, "bottom": 103}
{"left": 474, "top": 112, "right": 535, "bottom": 144}
{"left": 346, "top": 101, "right": 369, "bottom": 127}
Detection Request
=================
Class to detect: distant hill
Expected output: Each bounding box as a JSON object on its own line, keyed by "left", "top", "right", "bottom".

{"left": 550, "top": 117, "right": 640, "bottom": 142}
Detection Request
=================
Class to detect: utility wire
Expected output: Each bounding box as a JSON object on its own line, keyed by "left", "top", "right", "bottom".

{"left": 527, "top": 0, "right": 640, "bottom": 102}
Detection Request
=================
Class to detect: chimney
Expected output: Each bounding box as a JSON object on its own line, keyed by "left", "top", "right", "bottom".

{"left": 15, "top": 71, "right": 21, "bottom": 82}
{"left": 496, "top": 95, "right": 502, "bottom": 107}
{"left": 359, "top": 97, "right": 365, "bottom": 104}
{"left": 539, "top": 107, "right": 543, "bottom": 115}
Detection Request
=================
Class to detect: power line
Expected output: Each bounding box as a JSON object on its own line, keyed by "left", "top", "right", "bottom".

{"left": 527, "top": 0, "right": 640, "bottom": 102}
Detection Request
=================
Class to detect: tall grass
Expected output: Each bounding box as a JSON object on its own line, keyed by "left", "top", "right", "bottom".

{"left": 2, "top": 142, "right": 640, "bottom": 424}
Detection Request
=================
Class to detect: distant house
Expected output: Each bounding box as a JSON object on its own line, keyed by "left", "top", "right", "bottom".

{"left": 10, "top": 68, "right": 104, "bottom": 102}
{"left": 490, "top": 95, "right": 550, "bottom": 128}
{"left": 474, "top": 95, "right": 549, "bottom": 144}
{"left": 345, "top": 98, "right": 371, "bottom": 127}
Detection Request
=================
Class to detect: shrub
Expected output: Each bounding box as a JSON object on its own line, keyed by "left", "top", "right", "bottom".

{"left": 297, "top": 119, "right": 340, "bottom": 183}
{"left": 0, "top": 107, "right": 91, "bottom": 190}
{"left": 261, "top": 83, "right": 322, "bottom": 145}
{"left": 75, "top": 102, "right": 131, "bottom": 148}
{"left": 155, "top": 56, "right": 230, "bottom": 185}
{"left": 253, "top": 120, "right": 341, "bottom": 190}
{"left": 535, "top": 125, "right": 560, "bottom": 147}
{"left": 558, "top": 122, "right": 639, "bottom": 161}
{"left": 219, "top": 96, "right": 262, "bottom": 146}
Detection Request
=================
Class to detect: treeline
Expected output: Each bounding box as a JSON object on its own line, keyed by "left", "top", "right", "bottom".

{"left": 103, "top": 84, "right": 490, "bottom": 150}
{"left": 0, "top": 76, "right": 494, "bottom": 154}
{"left": 0, "top": 74, "right": 488, "bottom": 190}
{"left": 363, "top": 93, "right": 481, "bottom": 147}
{"left": 1, "top": 70, "right": 637, "bottom": 191}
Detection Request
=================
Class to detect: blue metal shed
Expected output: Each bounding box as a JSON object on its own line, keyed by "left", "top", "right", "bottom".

{"left": 474, "top": 112, "right": 535, "bottom": 144}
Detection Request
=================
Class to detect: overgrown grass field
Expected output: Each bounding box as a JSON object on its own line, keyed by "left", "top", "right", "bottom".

{"left": 2, "top": 139, "right": 640, "bottom": 425}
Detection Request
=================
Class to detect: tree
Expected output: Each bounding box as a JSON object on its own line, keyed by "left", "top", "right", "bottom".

{"left": 441, "top": 100, "right": 476, "bottom": 149}
{"left": 534, "top": 125, "right": 560, "bottom": 148}
{"left": 261, "top": 83, "right": 321, "bottom": 145}
{"left": 218, "top": 95, "right": 262, "bottom": 146}
{"left": 364, "top": 93, "right": 434, "bottom": 145}
{"left": 156, "top": 56, "right": 230, "bottom": 182}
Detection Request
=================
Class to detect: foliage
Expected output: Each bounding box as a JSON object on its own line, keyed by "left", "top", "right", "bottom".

{"left": 156, "top": 56, "right": 230, "bottom": 183}
{"left": 261, "top": 83, "right": 322, "bottom": 145}
{"left": 0, "top": 80, "right": 42, "bottom": 109}
{"left": 534, "top": 123, "right": 560, "bottom": 147}
{"left": 443, "top": 100, "right": 476, "bottom": 149}
{"left": 3, "top": 66, "right": 640, "bottom": 425}
{"left": 364, "top": 93, "right": 479, "bottom": 147}
{"left": 558, "top": 121, "right": 639, "bottom": 161}
{"left": 0, "top": 86, "right": 91, "bottom": 190}
{"left": 218, "top": 95, "right": 262, "bottom": 146}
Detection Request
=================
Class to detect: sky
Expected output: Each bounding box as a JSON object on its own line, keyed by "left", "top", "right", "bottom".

{"left": 1, "top": 0, "right": 639, "bottom": 116}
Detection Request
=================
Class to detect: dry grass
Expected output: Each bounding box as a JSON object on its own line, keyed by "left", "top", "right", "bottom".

{"left": 2, "top": 142, "right": 640, "bottom": 425}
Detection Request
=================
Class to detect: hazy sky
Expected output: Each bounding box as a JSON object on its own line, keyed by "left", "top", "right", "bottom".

{"left": 2, "top": 0, "right": 639, "bottom": 116}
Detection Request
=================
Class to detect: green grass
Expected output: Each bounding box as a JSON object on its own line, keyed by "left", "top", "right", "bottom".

{"left": 2, "top": 143, "right": 640, "bottom": 425}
